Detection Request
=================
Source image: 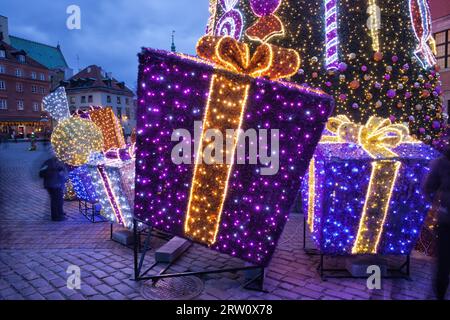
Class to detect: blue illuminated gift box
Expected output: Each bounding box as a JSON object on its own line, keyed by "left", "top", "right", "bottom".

{"left": 69, "top": 149, "right": 135, "bottom": 227}
{"left": 87, "top": 159, "right": 135, "bottom": 228}
{"left": 302, "top": 115, "right": 440, "bottom": 256}
{"left": 69, "top": 165, "right": 99, "bottom": 204}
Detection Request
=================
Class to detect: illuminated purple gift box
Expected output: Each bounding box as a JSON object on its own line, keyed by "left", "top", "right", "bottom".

{"left": 302, "top": 115, "right": 440, "bottom": 256}
{"left": 134, "top": 44, "right": 334, "bottom": 266}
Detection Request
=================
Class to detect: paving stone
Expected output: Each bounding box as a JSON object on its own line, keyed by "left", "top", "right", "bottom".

{"left": 108, "top": 292, "right": 126, "bottom": 300}
{"left": 95, "top": 284, "right": 114, "bottom": 295}
{"left": 80, "top": 285, "right": 98, "bottom": 297}
{"left": 103, "top": 276, "right": 121, "bottom": 286}
{"left": 114, "top": 284, "right": 135, "bottom": 296}
{"left": 46, "top": 292, "right": 66, "bottom": 300}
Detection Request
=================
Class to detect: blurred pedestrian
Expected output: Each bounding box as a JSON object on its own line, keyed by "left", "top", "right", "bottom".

{"left": 424, "top": 141, "right": 450, "bottom": 300}
{"left": 39, "top": 155, "right": 67, "bottom": 221}
{"left": 29, "top": 132, "right": 37, "bottom": 151}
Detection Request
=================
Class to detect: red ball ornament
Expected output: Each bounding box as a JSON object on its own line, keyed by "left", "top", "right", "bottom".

{"left": 374, "top": 52, "right": 383, "bottom": 62}
{"left": 349, "top": 80, "right": 360, "bottom": 90}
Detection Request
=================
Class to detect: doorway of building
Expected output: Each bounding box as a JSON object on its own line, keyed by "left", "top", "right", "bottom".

{"left": 17, "top": 126, "right": 25, "bottom": 139}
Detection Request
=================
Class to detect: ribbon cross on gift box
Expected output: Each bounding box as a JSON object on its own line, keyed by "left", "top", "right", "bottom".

{"left": 319, "top": 115, "right": 412, "bottom": 254}
{"left": 184, "top": 35, "right": 300, "bottom": 245}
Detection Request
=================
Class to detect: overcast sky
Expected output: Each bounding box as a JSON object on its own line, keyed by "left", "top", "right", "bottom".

{"left": 1, "top": 0, "right": 210, "bottom": 91}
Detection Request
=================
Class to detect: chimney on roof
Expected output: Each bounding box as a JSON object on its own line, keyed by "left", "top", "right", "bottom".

{"left": 0, "top": 16, "right": 11, "bottom": 45}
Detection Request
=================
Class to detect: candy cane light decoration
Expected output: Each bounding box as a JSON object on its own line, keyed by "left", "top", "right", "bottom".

{"left": 409, "top": 0, "right": 437, "bottom": 69}
{"left": 324, "top": 0, "right": 339, "bottom": 70}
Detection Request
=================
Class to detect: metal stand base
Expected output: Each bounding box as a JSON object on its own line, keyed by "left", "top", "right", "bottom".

{"left": 302, "top": 214, "right": 412, "bottom": 281}
{"left": 132, "top": 219, "right": 267, "bottom": 292}
{"left": 110, "top": 223, "right": 171, "bottom": 250}
{"left": 317, "top": 254, "right": 411, "bottom": 281}
{"left": 79, "top": 200, "right": 107, "bottom": 223}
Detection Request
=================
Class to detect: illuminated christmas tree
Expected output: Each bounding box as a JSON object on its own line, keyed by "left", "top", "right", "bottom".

{"left": 206, "top": 0, "right": 445, "bottom": 142}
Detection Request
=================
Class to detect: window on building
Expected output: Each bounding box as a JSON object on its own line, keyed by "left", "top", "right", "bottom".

{"left": 70, "top": 97, "right": 75, "bottom": 104}
{"left": 0, "top": 50, "right": 5, "bottom": 59}
{"left": 117, "top": 107, "right": 122, "bottom": 120}
{"left": 88, "top": 95, "right": 93, "bottom": 103}
{"left": 435, "top": 29, "right": 450, "bottom": 69}
{"left": 117, "top": 96, "right": 121, "bottom": 104}
{"left": 39, "top": 87, "right": 45, "bottom": 94}
{"left": 0, "top": 65, "right": 5, "bottom": 74}
{"left": 15, "top": 69, "right": 23, "bottom": 77}
{"left": 126, "top": 107, "right": 131, "bottom": 120}
{"left": 17, "top": 100, "right": 24, "bottom": 110}
{"left": 31, "top": 72, "right": 37, "bottom": 80}
{"left": 33, "top": 102, "right": 40, "bottom": 112}
{"left": 16, "top": 83, "right": 23, "bottom": 93}
{"left": 0, "top": 80, "right": 5, "bottom": 90}
{"left": 0, "top": 99, "right": 7, "bottom": 109}
{"left": 107, "top": 96, "right": 112, "bottom": 103}
{"left": 81, "top": 96, "right": 86, "bottom": 103}
{"left": 125, "top": 98, "right": 130, "bottom": 105}
{"left": 31, "top": 85, "right": 37, "bottom": 93}
{"left": 18, "top": 55, "right": 26, "bottom": 63}
{"left": 39, "top": 73, "right": 45, "bottom": 81}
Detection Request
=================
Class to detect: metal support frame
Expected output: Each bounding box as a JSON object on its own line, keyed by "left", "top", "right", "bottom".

{"left": 317, "top": 254, "right": 411, "bottom": 281}
{"left": 132, "top": 219, "right": 267, "bottom": 292}
{"left": 302, "top": 214, "right": 412, "bottom": 281}
{"left": 78, "top": 200, "right": 107, "bottom": 223}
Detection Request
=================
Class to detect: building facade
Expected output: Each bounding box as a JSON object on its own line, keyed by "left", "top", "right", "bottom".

{"left": 430, "top": 0, "right": 450, "bottom": 116}
{"left": 0, "top": 40, "right": 51, "bottom": 138}
{"left": 62, "top": 65, "right": 136, "bottom": 135}
{"left": 1, "top": 15, "right": 72, "bottom": 91}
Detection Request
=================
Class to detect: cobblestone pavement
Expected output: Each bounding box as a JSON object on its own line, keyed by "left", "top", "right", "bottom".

{"left": 0, "top": 142, "right": 444, "bottom": 300}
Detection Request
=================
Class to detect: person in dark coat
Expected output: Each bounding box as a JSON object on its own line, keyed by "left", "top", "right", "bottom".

{"left": 424, "top": 141, "right": 450, "bottom": 300}
{"left": 39, "top": 156, "right": 67, "bottom": 221}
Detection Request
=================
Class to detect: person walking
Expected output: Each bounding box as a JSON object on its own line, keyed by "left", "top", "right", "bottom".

{"left": 29, "top": 132, "right": 37, "bottom": 151}
{"left": 424, "top": 142, "right": 450, "bottom": 300}
{"left": 39, "top": 155, "right": 67, "bottom": 221}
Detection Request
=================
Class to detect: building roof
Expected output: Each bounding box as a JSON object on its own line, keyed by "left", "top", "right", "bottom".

{"left": 0, "top": 40, "right": 49, "bottom": 70}
{"left": 63, "top": 65, "right": 134, "bottom": 97}
{"left": 9, "top": 36, "right": 68, "bottom": 70}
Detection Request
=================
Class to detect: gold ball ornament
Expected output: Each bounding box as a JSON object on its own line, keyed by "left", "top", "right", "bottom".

{"left": 51, "top": 117, "right": 104, "bottom": 166}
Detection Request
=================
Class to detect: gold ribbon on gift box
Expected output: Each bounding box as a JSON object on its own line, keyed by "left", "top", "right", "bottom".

{"left": 184, "top": 36, "right": 300, "bottom": 245}
{"left": 312, "top": 115, "right": 414, "bottom": 254}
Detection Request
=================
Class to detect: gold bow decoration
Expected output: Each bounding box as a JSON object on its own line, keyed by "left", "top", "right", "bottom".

{"left": 323, "top": 115, "right": 409, "bottom": 158}
{"left": 196, "top": 35, "right": 300, "bottom": 80}
{"left": 312, "top": 116, "right": 412, "bottom": 254}
{"left": 184, "top": 36, "right": 301, "bottom": 246}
